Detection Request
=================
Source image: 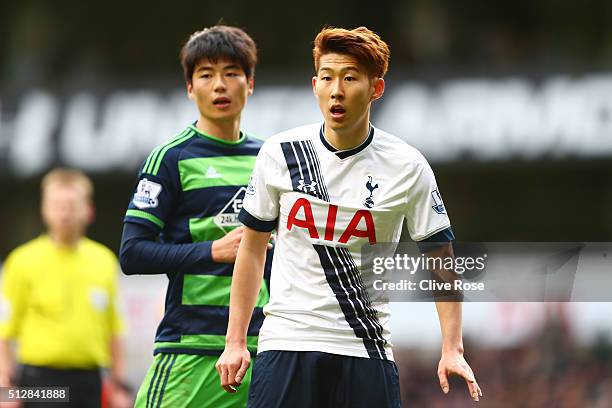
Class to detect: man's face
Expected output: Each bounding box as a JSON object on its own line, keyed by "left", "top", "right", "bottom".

{"left": 41, "top": 184, "right": 92, "bottom": 241}
{"left": 312, "top": 53, "right": 384, "bottom": 133}
{"left": 187, "top": 58, "right": 254, "bottom": 122}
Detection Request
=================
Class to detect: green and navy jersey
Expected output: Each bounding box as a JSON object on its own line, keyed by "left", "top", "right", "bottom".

{"left": 124, "top": 123, "right": 270, "bottom": 356}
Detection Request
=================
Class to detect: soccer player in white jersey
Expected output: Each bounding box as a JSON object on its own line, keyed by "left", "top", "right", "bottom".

{"left": 217, "top": 26, "right": 483, "bottom": 407}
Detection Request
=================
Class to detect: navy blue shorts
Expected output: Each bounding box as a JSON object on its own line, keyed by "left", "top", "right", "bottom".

{"left": 247, "top": 351, "right": 402, "bottom": 408}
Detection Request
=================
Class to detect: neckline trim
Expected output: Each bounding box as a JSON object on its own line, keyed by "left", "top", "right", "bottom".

{"left": 189, "top": 123, "right": 246, "bottom": 146}
{"left": 319, "top": 124, "right": 374, "bottom": 159}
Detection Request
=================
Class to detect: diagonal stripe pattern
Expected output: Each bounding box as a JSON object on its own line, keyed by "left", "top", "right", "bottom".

{"left": 281, "top": 140, "right": 329, "bottom": 201}
{"left": 145, "top": 353, "right": 178, "bottom": 408}
{"left": 281, "top": 138, "right": 387, "bottom": 359}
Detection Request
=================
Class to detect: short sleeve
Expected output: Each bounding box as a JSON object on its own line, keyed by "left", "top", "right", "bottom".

{"left": 404, "top": 159, "right": 452, "bottom": 241}
{"left": 0, "top": 252, "right": 27, "bottom": 339}
{"left": 124, "top": 150, "right": 180, "bottom": 231}
{"left": 239, "top": 142, "right": 280, "bottom": 232}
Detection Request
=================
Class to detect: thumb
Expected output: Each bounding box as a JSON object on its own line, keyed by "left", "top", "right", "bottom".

{"left": 235, "top": 357, "right": 250, "bottom": 384}
{"left": 438, "top": 369, "right": 449, "bottom": 394}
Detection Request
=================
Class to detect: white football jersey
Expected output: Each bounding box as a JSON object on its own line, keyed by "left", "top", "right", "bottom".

{"left": 239, "top": 123, "right": 452, "bottom": 361}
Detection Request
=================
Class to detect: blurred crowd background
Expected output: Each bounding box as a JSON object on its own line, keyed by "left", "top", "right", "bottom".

{"left": 398, "top": 317, "right": 612, "bottom": 407}
{"left": 1, "top": 1, "right": 611, "bottom": 406}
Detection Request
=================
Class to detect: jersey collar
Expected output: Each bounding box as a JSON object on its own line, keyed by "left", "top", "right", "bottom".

{"left": 319, "top": 123, "right": 374, "bottom": 159}
{"left": 189, "top": 123, "right": 246, "bottom": 146}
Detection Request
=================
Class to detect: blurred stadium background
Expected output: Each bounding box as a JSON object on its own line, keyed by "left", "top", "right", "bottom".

{"left": 1, "top": 1, "right": 612, "bottom": 406}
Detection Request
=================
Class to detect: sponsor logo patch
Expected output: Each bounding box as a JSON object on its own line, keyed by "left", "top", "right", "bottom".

{"left": 431, "top": 189, "right": 447, "bottom": 214}
{"left": 133, "top": 178, "right": 162, "bottom": 209}
{"left": 297, "top": 179, "right": 318, "bottom": 193}
{"left": 214, "top": 187, "right": 247, "bottom": 233}
{"left": 0, "top": 295, "right": 11, "bottom": 322}
{"left": 89, "top": 288, "right": 109, "bottom": 311}
{"left": 205, "top": 165, "right": 222, "bottom": 179}
{"left": 246, "top": 172, "right": 256, "bottom": 195}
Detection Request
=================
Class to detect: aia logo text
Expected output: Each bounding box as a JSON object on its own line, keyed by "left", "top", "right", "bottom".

{"left": 287, "top": 198, "right": 377, "bottom": 244}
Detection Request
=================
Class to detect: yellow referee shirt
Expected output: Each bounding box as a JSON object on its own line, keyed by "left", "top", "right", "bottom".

{"left": 0, "top": 235, "right": 123, "bottom": 368}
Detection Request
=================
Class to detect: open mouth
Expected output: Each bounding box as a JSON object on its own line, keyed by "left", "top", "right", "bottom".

{"left": 330, "top": 105, "right": 346, "bottom": 118}
{"left": 213, "top": 97, "right": 231, "bottom": 108}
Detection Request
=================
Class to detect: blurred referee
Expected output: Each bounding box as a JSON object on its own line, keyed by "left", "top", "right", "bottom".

{"left": 0, "top": 169, "right": 131, "bottom": 408}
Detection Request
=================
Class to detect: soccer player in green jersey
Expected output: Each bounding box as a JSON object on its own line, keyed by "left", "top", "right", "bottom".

{"left": 120, "top": 25, "right": 270, "bottom": 408}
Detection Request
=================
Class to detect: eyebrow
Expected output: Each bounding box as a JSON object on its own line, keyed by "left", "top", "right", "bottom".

{"left": 196, "top": 64, "right": 242, "bottom": 72}
{"left": 318, "top": 66, "right": 361, "bottom": 74}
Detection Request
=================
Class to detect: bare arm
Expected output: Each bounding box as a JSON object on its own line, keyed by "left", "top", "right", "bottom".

{"left": 110, "top": 337, "right": 126, "bottom": 385}
{"left": 0, "top": 339, "right": 15, "bottom": 387}
{"left": 0, "top": 340, "right": 20, "bottom": 408}
{"left": 108, "top": 337, "right": 133, "bottom": 408}
{"left": 216, "top": 226, "right": 271, "bottom": 393}
{"left": 428, "top": 243, "right": 482, "bottom": 402}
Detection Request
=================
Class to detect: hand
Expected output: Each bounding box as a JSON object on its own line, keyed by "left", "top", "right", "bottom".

{"left": 108, "top": 385, "right": 133, "bottom": 408}
{"left": 212, "top": 227, "right": 245, "bottom": 263}
{"left": 0, "top": 401, "right": 22, "bottom": 408}
{"left": 0, "top": 372, "right": 12, "bottom": 388}
{"left": 0, "top": 372, "right": 20, "bottom": 408}
{"left": 0, "top": 345, "right": 19, "bottom": 408}
{"left": 212, "top": 227, "right": 273, "bottom": 263}
{"left": 0, "top": 374, "right": 21, "bottom": 408}
{"left": 437, "top": 351, "right": 482, "bottom": 402}
{"left": 215, "top": 344, "right": 251, "bottom": 393}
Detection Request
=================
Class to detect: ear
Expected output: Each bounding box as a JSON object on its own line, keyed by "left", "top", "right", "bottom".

{"left": 370, "top": 78, "right": 385, "bottom": 101}
{"left": 311, "top": 76, "right": 317, "bottom": 96}
{"left": 40, "top": 197, "right": 48, "bottom": 227}
{"left": 186, "top": 81, "right": 194, "bottom": 100}
{"left": 86, "top": 201, "right": 95, "bottom": 225}
{"left": 247, "top": 76, "right": 254, "bottom": 96}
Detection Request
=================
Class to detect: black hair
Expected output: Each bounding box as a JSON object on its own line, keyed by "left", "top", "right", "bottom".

{"left": 180, "top": 25, "right": 257, "bottom": 83}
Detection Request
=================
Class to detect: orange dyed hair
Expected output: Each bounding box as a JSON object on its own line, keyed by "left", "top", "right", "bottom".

{"left": 313, "top": 26, "right": 390, "bottom": 78}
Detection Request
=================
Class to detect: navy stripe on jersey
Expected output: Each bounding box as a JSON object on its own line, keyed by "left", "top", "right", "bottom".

{"left": 155, "top": 305, "right": 265, "bottom": 341}
{"left": 182, "top": 186, "right": 247, "bottom": 218}
{"left": 143, "top": 129, "right": 193, "bottom": 176}
{"left": 179, "top": 141, "right": 262, "bottom": 159}
{"left": 313, "top": 245, "right": 386, "bottom": 359}
{"left": 281, "top": 140, "right": 328, "bottom": 201}
{"left": 280, "top": 142, "right": 304, "bottom": 192}
{"left": 302, "top": 140, "right": 330, "bottom": 201}
{"left": 296, "top": 140, "right": 328, "bottom": 201}
{"left": 329, "top": 246, "right": 386, "bottom": 359}
{"left": 153, "top": 348, "right": 258, "bottom": 357}
{"left": 337, "top": 247, "right": 386, "bottom": 343}
{"left": 281, "top": 141, "right": 386, "bottom": 359}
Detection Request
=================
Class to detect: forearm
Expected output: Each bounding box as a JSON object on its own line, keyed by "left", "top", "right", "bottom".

{"left": 426, "top": 242, "right": 464, "bottom": 353}
{"left": 225, "top": 228, "right": 270, "bottom": 346}
{"left": 0, "top": 339, "right": 15, "bottom": 385}
{"left": 435, "top": 301, "right": 464, "bottom": 353}
{"left": 109, "top": 337, "right": 126, "bottom": 382}
{"left": 119, "top": 222, "right": 212, "bottom": 275}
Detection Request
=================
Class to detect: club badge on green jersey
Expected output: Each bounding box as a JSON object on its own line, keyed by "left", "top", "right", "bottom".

{"left": 214, "top": 187, "right": 246, "bottom": 233}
